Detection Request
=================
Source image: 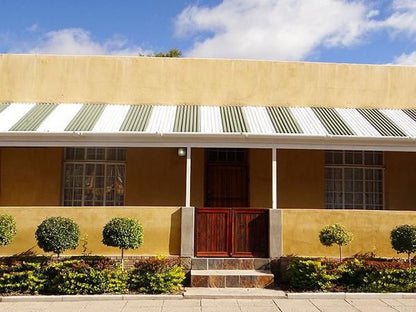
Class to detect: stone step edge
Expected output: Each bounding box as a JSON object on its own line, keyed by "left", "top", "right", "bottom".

{"left": 191, "top": 269, "right": 273, "bottom": 276}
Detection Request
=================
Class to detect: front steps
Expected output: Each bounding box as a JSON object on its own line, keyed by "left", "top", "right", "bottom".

{"left": 190, "top": 258, "right": 274, "bottom": 288}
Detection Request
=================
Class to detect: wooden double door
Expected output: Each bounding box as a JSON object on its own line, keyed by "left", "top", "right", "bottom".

{"left": 196, "top": 148, "right": 268, "bottom": 257}
{"left": 195, "top": 207, "right": 269, "bottom": 257}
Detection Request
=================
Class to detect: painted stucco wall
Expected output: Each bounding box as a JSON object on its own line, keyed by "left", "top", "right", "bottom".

{"left": 281, "top": 209, "right": 416, "bottom": 258}
{"left": 277, "top": 149, "right": 325, "bottom": 209}
{"left": 2, "top": 54, "right": 416, "bottom": 109}
{"left": 125, "top": 148, "right": 186, "bottom": 206}
{"left": 250, "top": 149, "right": 272, "bottom": 207}
{"left": 0, "top": 207, "right": 181, "bottom": 256}
{"left": 0, "top": 148, "right": 63, "bottom": 206}
{"left": 385, "top": 151, "right": 416, "bottom": 211}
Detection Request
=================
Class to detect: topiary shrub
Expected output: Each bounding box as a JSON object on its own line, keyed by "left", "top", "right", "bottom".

{"left": 391, "top": 224, "right": 416, "bottom": 266}
{"left": 0, "top": 215, "right": 17, "bottom": 247}
{"left": 35, "top": 217, "right": 80, "bottom": 257}
{"left": 319, "top": 223, "right": 353, "bottom": 262}
{"left": 102, "top": 218, "right": 144, "bottom": 269}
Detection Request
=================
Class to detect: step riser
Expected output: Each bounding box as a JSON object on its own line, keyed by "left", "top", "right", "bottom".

{"left": 191, "top": 275, "right": 274, "bottom": 288}
{"left": 191, "top": 258, "right": 270, "bottom": 270}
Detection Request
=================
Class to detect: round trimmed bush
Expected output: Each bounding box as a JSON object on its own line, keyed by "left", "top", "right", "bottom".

{"left": 35, "top": 217, "right": 80, "bottom": 257}
{"left": 0, "top": 215, "right": 17, "bottom": 247}
{"left": 319, "top": 223, "right": 353, "bottom": 261}
{"left": 391, "top": 224, "right": 416, "bottom": 266}
{"left": 102, "top": 218, "right": 143, "bottom": 268}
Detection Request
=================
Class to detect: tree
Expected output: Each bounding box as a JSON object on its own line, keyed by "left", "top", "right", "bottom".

{"left": 102, "top": 218, "right": 144, "bottom": 270}
{"left": 391, "top": 224, "right": 416, "bottom": 266}
{"left": 35, "top": 217, "right": 80, "bottom": 258}
{"left": 143, "top": 48, "right": 182, "bottom": 58}
{"left": 0, "top": 215, "right": 16, "bottom": 247}
{"left": 319, "top": 223, "right": 353, "bottom": 262}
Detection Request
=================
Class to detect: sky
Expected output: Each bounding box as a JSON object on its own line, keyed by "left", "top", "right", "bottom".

{"left": 1, "top": 0, "right": 416, "bottom": 65}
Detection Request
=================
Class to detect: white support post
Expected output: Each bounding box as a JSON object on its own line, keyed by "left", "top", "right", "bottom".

{"left": 185, "top": 146, "right": 192, "bottom": 207}
{"left": 272, "top": 147, "right": 277, "bottom": 209}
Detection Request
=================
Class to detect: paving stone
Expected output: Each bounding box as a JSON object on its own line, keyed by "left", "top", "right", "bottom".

{"left": 240, "top": 276, "right": 257, "bottom": 288}
{"left": 223, "top": 259, "right": 241, "bottom": 270}
{"left": 201, "top": 299, "right": 240, "bottom": 307}
{"left": 310, "top": 299, "right": 358, "bottom": 312}
{"left": 163, "top": 299, "right": 201, "bottom": 307}
{"left": 208, "top": 259, "right": 224, "bottom": 270}
{"left": 274, "top": 299, "right": 320, "bottom": 312}
{"left": 240, "top": 259, "right": 254, "bottom": 270}
{"left": 226, "top": 275, "right": 241, "bottom": 287}
{"left": 237, "top": 299, "right": 277, "bottom": 307}
{"left": 208, "top": 275, "right": 226, "bottom": 287}
{"left": 192, "top": 275, "right": 209, "bottom": 287}
{"left": 253, "top": 259, "right": 270, "bottom": 270}
{"left": 346, "top": 299, "right": 398, "bottom": 312}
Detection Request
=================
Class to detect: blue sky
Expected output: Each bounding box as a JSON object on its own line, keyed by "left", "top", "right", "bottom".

{"left": 1, "top": 0, "right": 416, "bottom": 65}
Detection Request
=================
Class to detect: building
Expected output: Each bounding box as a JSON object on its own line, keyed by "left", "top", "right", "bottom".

{"left": 0, "top": 53, "right": 416, "bottom": 259}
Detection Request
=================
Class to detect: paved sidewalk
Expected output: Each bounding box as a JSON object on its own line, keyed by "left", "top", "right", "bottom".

{"left": 1, "top": 298, "right": 416, "bottom": 312}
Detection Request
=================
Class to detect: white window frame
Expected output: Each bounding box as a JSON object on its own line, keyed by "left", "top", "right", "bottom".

{"left": 63, "top": 147, "right": 126, "bottom": 206}
{"left": 325, "top": 150, "right": 384, "bottom": 210}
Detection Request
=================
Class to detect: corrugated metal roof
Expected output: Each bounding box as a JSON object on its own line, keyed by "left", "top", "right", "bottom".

{"left": 65, "top": 104, "right": 105, "bottom": 131}
{"left": 266, "top": 107, "right": 301, "bottom": 134}
{"left": 10, "top": 103, "right": 56, "bottom": 131}
{"left": 3, "top": 103, "right": 416, "bottom": 145}
{"left": 312, "top": 107, "right": 354, "bottom": 136}
{"left": 220, "top": 106, "right": 248, "bottom": 132}
{"left": 358, "top": 108, "right": 406, "bottom": 137}
{"left": 174, "top": 106, "right": 199, "bottom": 132}
{"left": 0, "top": 103, "right": 10, "bottom": 114}
{"left": 120, "top": 105, "right": 152, "bottom": 132}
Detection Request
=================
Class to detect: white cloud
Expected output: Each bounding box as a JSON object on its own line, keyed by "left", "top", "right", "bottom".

{"left": 393, "top": 51, "right": 416, "bottom": 65}
{"left": 175, "top": 0, "right": 372, "bottom": 60}
{"left": 380, "top": 0, "right": 416, "bottom": 35}
{"left": 12, "top": 28, "right": 152, "bottom": 56}
{"left": 27, "top": 24, "right": 39, "bottom": 32}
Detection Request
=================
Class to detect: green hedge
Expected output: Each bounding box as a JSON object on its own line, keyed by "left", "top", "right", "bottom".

{"left": 287, "top": 257, "right": 416, "bottom": 292}
{"left": 0, "top": 257, "right": 185, "bottom": 295}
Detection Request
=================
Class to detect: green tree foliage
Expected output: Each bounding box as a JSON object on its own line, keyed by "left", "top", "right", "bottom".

{"left": 391, "top": 224, "right": 416, "bottom": 266}
{"left": 35, "top": 217, "right": 80, "bottom": 257}
{"left": 0, "top": 215, "right": 16, "bottom": 247}
{"left": 145, "top": 48, "right": 182, "bottom": 58}
{"left": 319, "top": 223, "right": 353, "bottom": 261}
{"left": 102, "top": 218, "right": 144, "bottom": 269}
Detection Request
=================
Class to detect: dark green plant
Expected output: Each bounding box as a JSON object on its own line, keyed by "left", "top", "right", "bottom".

{"left": 391, "top": 224, "right": 416, "bottom": 266}
{"left": 0, "top": 262, "right": 45, "bottom": 294}
{"left": 43, "top": 260, "right": 128, "bottom": 295}
{"left": 129, "top": 256, "right": 185, "bottom": 294}
{"left": 319, "top": 223, "right": 353, "bottom": 261}
{"left": 0, "top": 215, "right": 17, "bottom": 247}
{"left": 102, "top": 218, "right": 144, "bottom": 269}
{"left": 35, "top": 217, "right": 80, "bottom": 257}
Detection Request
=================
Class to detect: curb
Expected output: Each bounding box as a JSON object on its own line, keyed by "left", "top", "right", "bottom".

{"left": 286, "top": 292, "right": 416, "bottom": 300}
{"left": 0, "top": 294, "right": 183, "bottom": 302}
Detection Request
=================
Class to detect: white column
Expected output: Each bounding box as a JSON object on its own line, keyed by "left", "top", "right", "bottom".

{"left": 186, "top": 146, "right": 192, "bottom": 207}
{"left": 272, "top": 147, "right": 277, "bottom": 209}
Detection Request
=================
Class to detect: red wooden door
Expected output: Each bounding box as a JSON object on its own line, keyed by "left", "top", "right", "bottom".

{"left": 195, "top": 207, "right": 269, "bottom": 257}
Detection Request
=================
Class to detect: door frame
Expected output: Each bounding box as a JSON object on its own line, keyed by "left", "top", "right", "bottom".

{"left": 204, "top": 148, "right": 250, "bottom": 207}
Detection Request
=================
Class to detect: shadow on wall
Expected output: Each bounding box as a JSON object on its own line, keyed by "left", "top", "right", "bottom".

{"left": 170, "top": 209, "right": 181, "bottom": 255}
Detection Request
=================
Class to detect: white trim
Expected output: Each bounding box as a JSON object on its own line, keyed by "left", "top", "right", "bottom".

{"left": 290, "top": 107, "right": 328, "bottom": 135}
{"left": 272, "top": 147, "right": 277, "bottom": 209}
{"left": 336, "top": 108, "right": 381, "bottom": 137}
{"left": 185, "top": 147, "right": 192, "bottom": 207}
{"left": 37, "top": 103, "right": 83, "bottom": 132}
{"left": 200, "top": 106, "right": 223, "bottom": 133}
{"left": 92, "top": 105, "right": 130, "bottom": 132}
{"left": 243, "top": 106, "right": 275, "bottom": 134}
{"left": 0, "top": 103, "right": 36, "bottom": 131}
{"left": 381, "top": 109, "right": 416, "bottom": 138}
{"left": 146, "top": 105, "right": 177, "bottom": 133}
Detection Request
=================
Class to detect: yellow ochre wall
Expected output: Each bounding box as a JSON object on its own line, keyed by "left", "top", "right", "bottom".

{"left": 281, "top": 209, "right": 416, "bottom": 258}
{"left": 0, "top": 148, "right": 63, "bottom": 206}
{"left": 2, "top": 54, "right": 416, "bottom": 109}
{"left": 0, "top": 207, "right": 181, "bottom": 256}
{"left": 277, "top": 149, "right": 325, "bottom": 209}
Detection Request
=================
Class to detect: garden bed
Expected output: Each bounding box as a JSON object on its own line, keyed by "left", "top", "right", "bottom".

{"left": 0, "top": 256, "right": 185, "bottom": 295}
{"left": 275, "top": 255, "right": 416, "bottom": 293}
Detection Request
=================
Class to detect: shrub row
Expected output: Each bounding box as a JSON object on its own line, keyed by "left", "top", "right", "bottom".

{"left": 0, "top": 256, "right": 185, "bottom": 295}
{"left": 287, "top": 257, "right": 416, "bottom": 292}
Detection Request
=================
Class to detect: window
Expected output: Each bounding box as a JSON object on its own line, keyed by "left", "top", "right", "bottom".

{"left": 325, "top": 151, "right": 384, "bottom": 210}
{"left": 63, "top": 147, "right": 126, "bottom": 206}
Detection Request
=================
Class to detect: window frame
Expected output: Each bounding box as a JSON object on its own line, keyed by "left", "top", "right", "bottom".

{"left": 325, "top": 150, "right": 385, "bottom": 210}
{"left": 62, "top": 147, "right": 127, "bottom": 207}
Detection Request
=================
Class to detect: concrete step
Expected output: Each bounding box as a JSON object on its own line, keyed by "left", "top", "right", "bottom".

{"left": 191, "top": 258, "right": 270, "bottom": 270}
{"left": 190, "top": 269, "right": 274, "bottom": 288}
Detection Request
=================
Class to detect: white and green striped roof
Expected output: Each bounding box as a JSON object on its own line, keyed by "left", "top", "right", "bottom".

{"left": 1, "top": 102, "right": 416, "bottom": 149}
